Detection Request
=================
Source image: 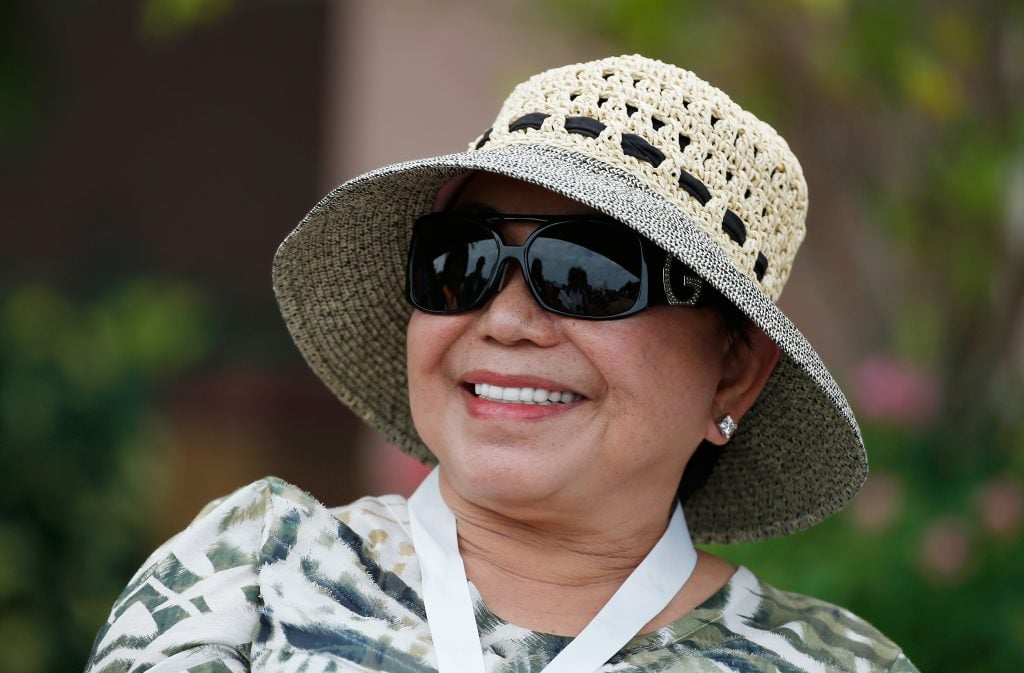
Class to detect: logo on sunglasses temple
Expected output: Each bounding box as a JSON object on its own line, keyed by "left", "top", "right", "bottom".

{"left": 662, "top": 257, "right": 703, "bottom": 307}
{"left": 407, "top": 212, "right": 705, "bottom": 319}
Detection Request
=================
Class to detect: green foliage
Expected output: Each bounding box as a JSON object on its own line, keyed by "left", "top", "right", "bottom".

{"left": 705, "top": 422, "right": 1024, "bottom": 672}
{"left": 0, "top": 280, "right": 211, "bottom": 673}
{"left": 138, "top": 0, "right": 237, "bottom": 42}
{"left": 0, "top": 2, "right": 46, "bottom": 157}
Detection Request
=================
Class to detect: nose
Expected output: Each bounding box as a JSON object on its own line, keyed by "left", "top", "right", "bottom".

{"left": 473, "top": 259, "right": 561, "bottom": 347}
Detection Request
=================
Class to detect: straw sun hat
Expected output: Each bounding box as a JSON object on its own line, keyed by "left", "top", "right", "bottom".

{"left": 272, "top": 55, "right": 866, "bottom": 543}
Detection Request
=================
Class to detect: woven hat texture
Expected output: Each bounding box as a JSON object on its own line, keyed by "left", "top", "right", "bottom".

{"left": 273, "top": 55, "right": 867, "bottom": 543}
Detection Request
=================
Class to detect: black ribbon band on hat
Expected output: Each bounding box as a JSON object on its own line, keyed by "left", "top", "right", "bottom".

{"left": 754, "top": 252, "right": 768, "bottom": 281}
{"left": 565, "top": 116, "right": 607, "bottom": 139}
{"left": 621, "top": 133, "right": 665, "bottom": 167}
{"left": 722, "top": 210, "right": 747, "bottom": 245}
{"left": 509, "top": 113, "right": 550, "bottom": 132}
{"left": 474, "top": 128, "right": 493, "bottom": 150}
{"left": 678, "top": 170, "right": 711, "bottom": 205}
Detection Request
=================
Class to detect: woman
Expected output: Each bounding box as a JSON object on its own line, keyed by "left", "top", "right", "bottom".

{"left": 85, "top": 55, "right": 918, "bottom": 672}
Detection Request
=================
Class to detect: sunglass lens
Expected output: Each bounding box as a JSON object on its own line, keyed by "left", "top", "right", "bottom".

{"left": 408, "top": 217, "right": 498, "bottom": 312}
{"left": 527, "top": 221, "right": 643, "bottom": 317}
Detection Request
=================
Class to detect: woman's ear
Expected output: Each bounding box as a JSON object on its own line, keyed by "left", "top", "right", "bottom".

{"left": 703, "top": 326, "right": 781, "bottom": 445}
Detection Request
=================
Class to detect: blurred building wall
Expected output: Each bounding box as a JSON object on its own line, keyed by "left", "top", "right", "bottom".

{"left": 321, "top": 0, "right": 611, "bottom": 185}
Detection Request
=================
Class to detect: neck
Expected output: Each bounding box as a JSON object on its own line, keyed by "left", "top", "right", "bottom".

{"left": 437, "top": 470, "right": 678, "bottom": 635}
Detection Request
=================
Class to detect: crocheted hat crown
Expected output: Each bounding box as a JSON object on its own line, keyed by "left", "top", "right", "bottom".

{"left": 472, "top": 55, "right": 807, "bottom": 301}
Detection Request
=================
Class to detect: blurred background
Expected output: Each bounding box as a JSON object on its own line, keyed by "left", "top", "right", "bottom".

{"left": 2, "top": 0, "right": 1022, "bottom": 670}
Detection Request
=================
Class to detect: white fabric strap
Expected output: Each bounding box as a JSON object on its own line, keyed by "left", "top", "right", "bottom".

{"left": 408, "top": 469, "right": 487, "bottom": 673}
{"left": 408, "top": 468, "right": 698, "bottom": 673}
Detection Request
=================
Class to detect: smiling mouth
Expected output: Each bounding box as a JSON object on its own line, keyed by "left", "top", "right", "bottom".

{"left": 471, "top": 383, "right": 583, "bottom": 405}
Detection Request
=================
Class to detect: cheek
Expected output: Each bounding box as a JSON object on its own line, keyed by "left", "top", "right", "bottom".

{"left": 407, "top": 314, "right": 443, "bottom": 414}
{"left": 406, "top": 312, "right": 467, "bottom": 434}
{"left": 585, "top": 313, "right": 724, "bottom": 429}
{"left": 655, "top": 339, "right": 725, "bottom": 414}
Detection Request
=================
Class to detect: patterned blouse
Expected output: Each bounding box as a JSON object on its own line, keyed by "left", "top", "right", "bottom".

{"left": 84, "top": 478, "right": 918, "bottom": 673}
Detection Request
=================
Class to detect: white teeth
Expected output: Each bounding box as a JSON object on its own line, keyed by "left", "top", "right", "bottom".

{"left": 473, "top": 384, "right": 581, "bottom": 405}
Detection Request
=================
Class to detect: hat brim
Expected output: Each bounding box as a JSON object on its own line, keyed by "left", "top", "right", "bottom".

{"left": 272, "top": 143, "right": 866, "bottom": 543}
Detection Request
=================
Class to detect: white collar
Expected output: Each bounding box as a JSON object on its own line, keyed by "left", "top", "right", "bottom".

{"left": 408, "top": 468, "right": 698, "bottom": 673}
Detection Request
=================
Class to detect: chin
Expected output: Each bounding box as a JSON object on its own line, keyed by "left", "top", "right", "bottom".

{"left": 438, "top": 443, "right": 571, "bottom": 509}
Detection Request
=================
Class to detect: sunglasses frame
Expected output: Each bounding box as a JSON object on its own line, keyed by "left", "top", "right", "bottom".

{"left": 405, "top": 212, "right": 703, "bottom": 320}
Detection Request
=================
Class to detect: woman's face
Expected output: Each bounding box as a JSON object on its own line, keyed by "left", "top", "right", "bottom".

{"left": 406, "top": 173, "right": 731, "bottom": 520}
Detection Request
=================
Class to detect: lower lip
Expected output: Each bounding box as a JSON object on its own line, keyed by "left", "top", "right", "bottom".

{"left": 461, "top": 386, "right": 583, "bottom": 420}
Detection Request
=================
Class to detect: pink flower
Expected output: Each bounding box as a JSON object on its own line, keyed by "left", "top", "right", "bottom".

{"left": 851, "top": 355, "right": 941, "bottom": 425}
{"left": 919, "top": 517, "right": 971, "bottom": 584}
{"left": 976, "top": 477, "right": 1023, "bottom": 538}
{"left": 850, "top": 473, "right": 905, "bottom": 532}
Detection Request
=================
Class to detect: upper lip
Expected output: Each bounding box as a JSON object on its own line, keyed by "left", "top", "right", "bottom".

{"left": 461, "top": 370, "right": 584, "bottom": 395}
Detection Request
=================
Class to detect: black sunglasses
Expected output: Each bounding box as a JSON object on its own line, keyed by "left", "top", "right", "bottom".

{"left": 405, "top": 212, "right": 704, "bottom": 319}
